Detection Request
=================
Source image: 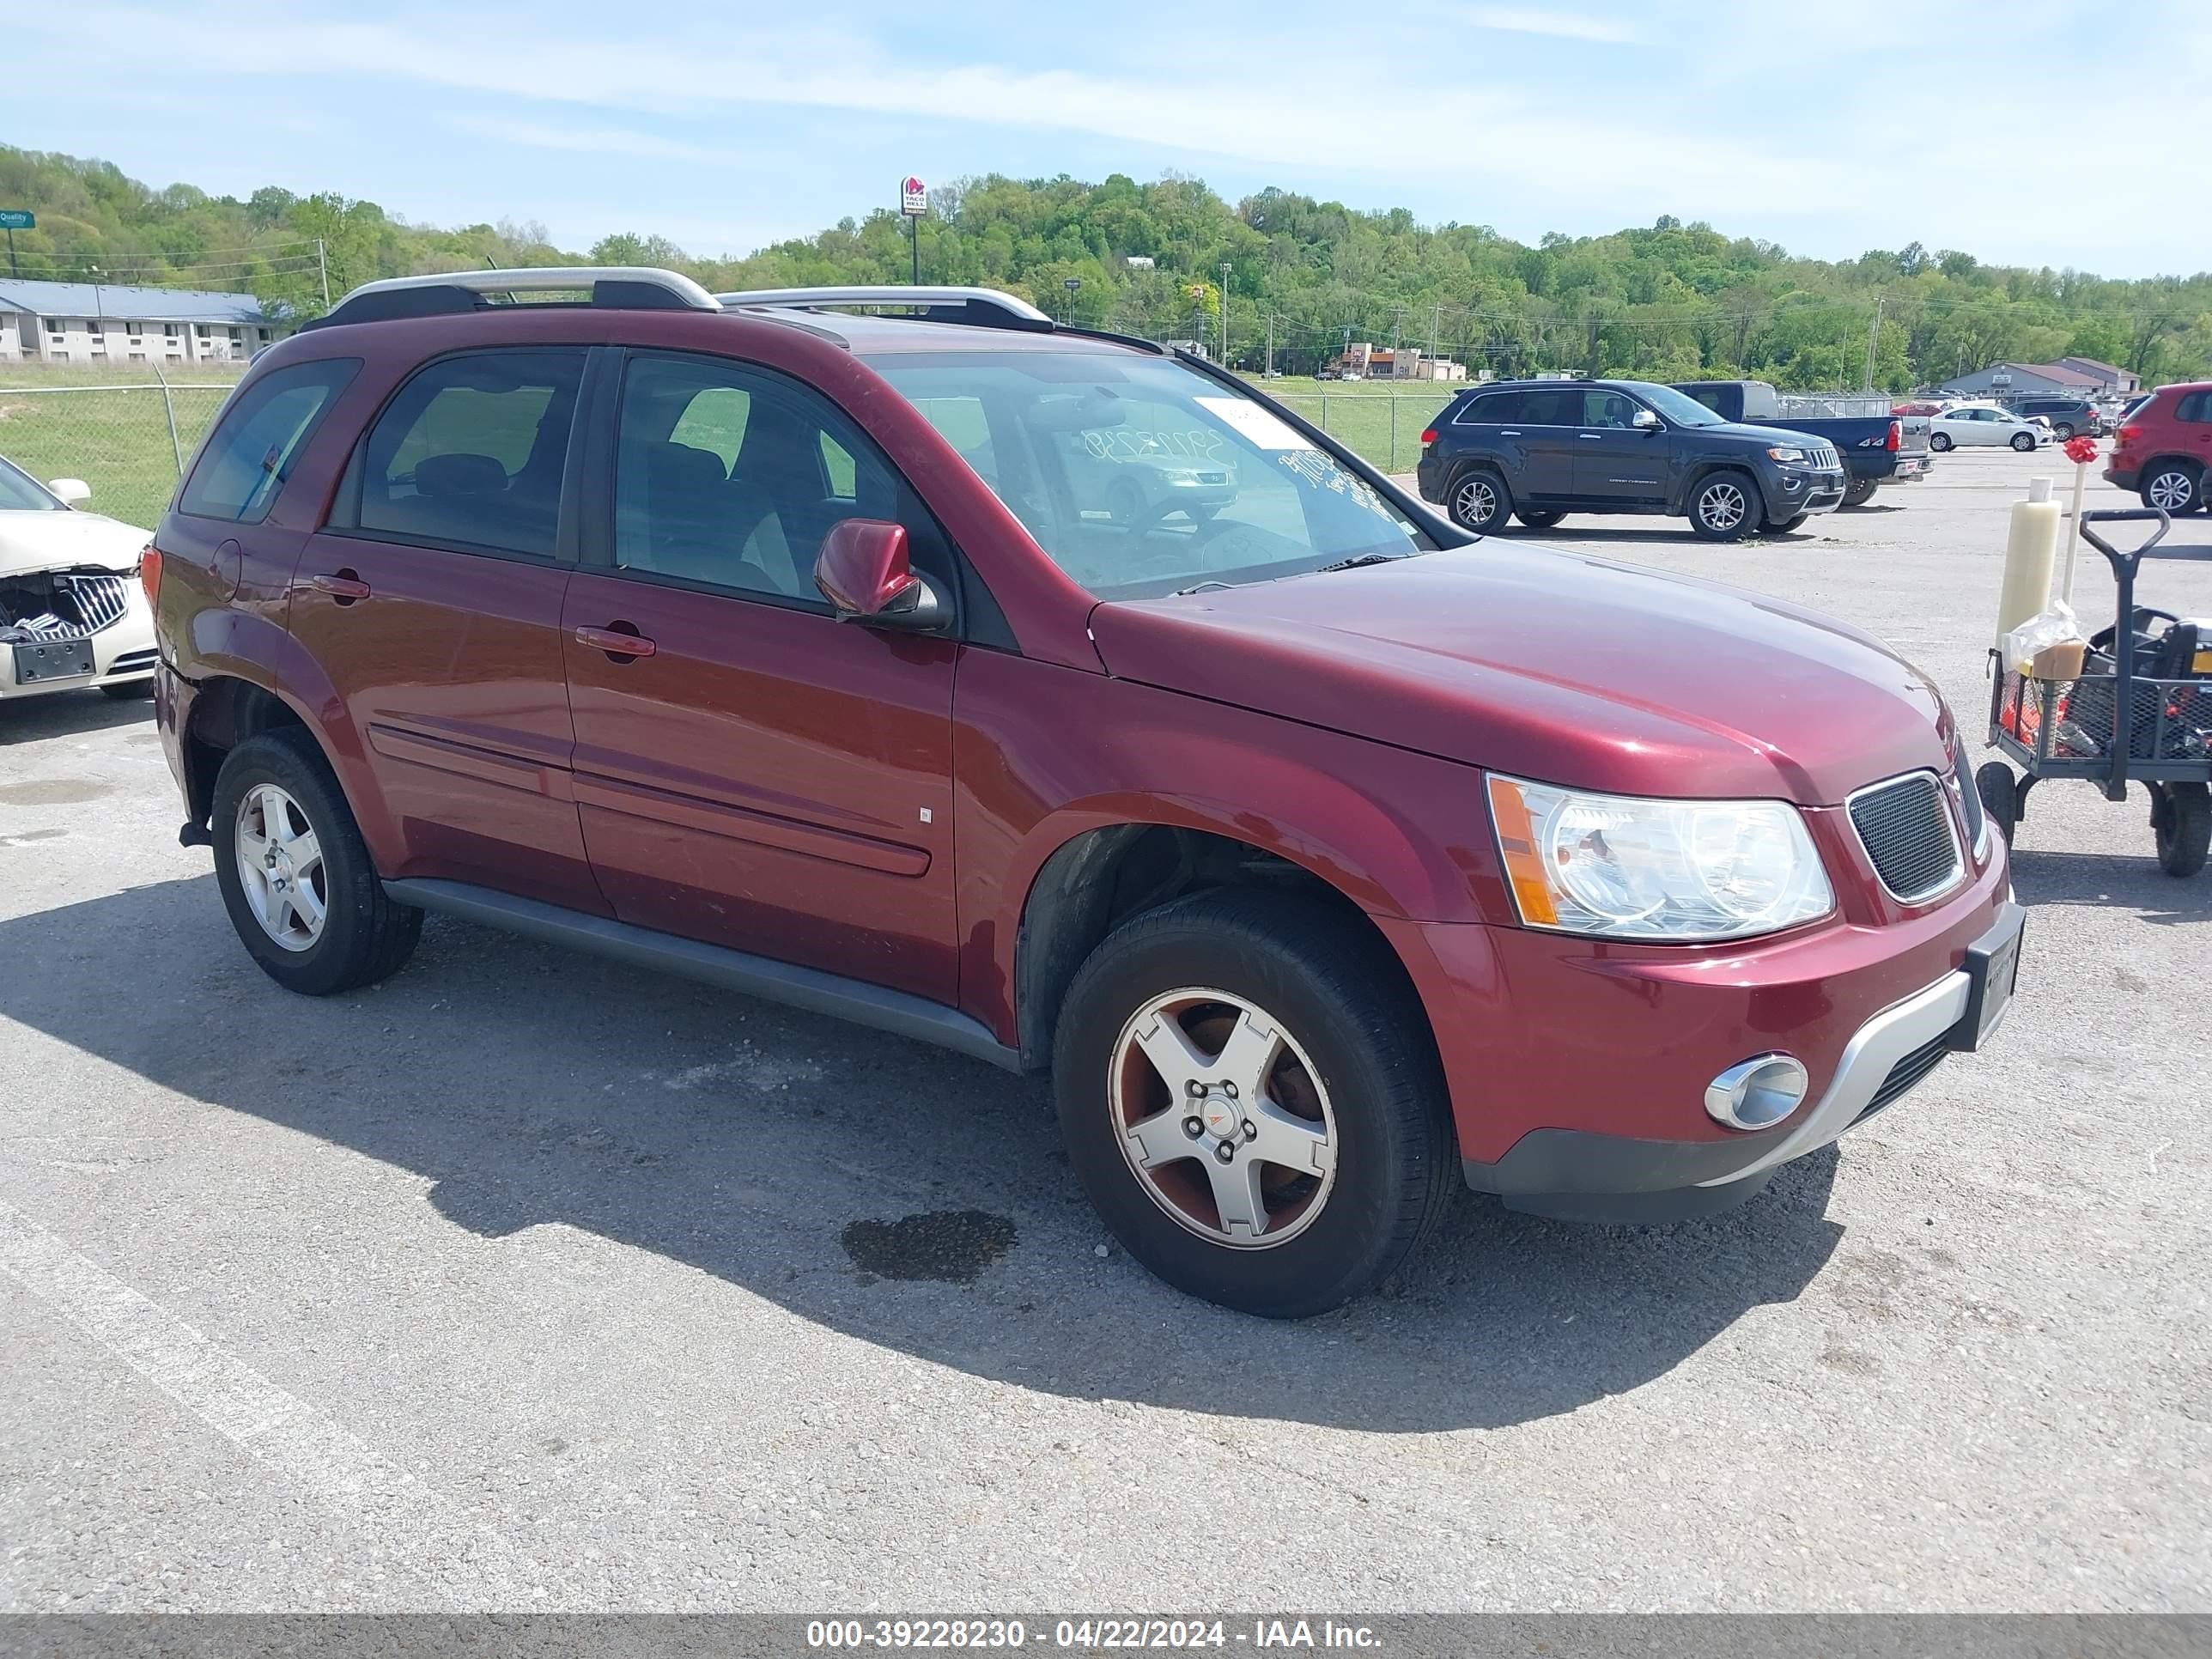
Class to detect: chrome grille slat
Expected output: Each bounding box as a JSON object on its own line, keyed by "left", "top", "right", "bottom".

{"left": 1848, "top": 771, "right": 1963, "bottom": 904}
{"left": 24, "top": 574, "right": 131, "bottom": 641}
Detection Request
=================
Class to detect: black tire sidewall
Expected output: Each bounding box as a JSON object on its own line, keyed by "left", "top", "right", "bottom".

{"left": 1931, "top": 432, "right": 1953, "bottom": 452}
{"left": 2156, "top": 784, "right": 2210, "bottom": 877}
{"left": 210, "top": 731, "right": 397, "bottom": 995}
{"left": 1053, "top": 897, "right": 1449, "bottom": 1318}
{"left": 1975, "top": 762, "right": 2020, "bottom": 846}
{"left": 2012, "top": 433, "right": 2035, "bottom": 452}
{"left": 1690, "top": 471, "right": 1757, "bottom": 540}
{"left": 1449, "top": 467, "right": 1509, "bottom": 532}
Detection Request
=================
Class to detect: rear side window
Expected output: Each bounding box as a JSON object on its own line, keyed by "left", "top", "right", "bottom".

{"left": 178, "top": 357, "right": 360, "bottom": 523}
{"left": 1455, "top": 391, "right": 1520, "bottom": 424}
{"left": 1680, "top": 386, "right": 1729, "bottom": 416}
{"left": 2177, "top": 391, "right": 2211, "bottom": 422}
{"left": 1517, "top": 388, "right": 1580, "bottom": 426}
{"left": 351, "top": 349, "right": 586, "bottom": 559}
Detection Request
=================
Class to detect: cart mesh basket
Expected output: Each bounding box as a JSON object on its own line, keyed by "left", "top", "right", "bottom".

{"left": 1998, "top": 668, "right": 2212, "bottom": 763}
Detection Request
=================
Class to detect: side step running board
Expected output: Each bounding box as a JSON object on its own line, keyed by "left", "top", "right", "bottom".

{"left": 382, "top": 878, "right": 1024, "bottom": 1073}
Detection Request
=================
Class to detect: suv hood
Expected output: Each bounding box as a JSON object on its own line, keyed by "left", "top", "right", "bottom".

{"left": 1707, "top": 419, "right": 1838, "bottom": 452}
{"left": 0, "top": 509, "right": 149, "bottom": 578}
{"left": 1088, "top": 544, "right": 1950, "bottom": 805}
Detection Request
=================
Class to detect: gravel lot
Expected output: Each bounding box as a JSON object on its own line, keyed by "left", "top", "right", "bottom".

{"left": 2, "top": 448, "right": 2207, "bottom": 1613}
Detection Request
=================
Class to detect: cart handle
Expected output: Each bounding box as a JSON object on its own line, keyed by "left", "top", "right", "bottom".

{"left": 2079, "top": 507, "right": 2212, "bottom": 572}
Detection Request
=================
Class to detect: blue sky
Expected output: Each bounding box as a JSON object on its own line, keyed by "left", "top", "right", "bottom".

{"left": 17, "top": 1, "right": 2211, "bottom": 276}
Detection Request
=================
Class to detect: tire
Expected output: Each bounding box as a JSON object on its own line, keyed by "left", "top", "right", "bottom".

{"left": 2154, "top": 782, "right": 2209, "bottom": 878}
{"left": 1052, "top": 890, "right": 1455, "bottom": 1319}
{"left": 1758, "top": 512, "right": 1808, "bottom": 535}
{"left": 210, "top": 728, "right": 422, "bottom": 996}
{"left": 2051, "top": 422, "right": 2075, "bottom": 440}
{"left": 1929, "top": 431, "right": 1954, "bottom": 453}
{"left": 1975, "top": 762, "right": 2020, "bottom": 848}
{"left": 1514, "top": 509, "right": 1565, "bottom": 529}
{"left": 2142, "top": 463, "right": 2200, "bottom": 516}
{"left": 1841, "top": 478, "right": 1878, "bottom": 509}
{"left": 2010, "top": 431, "right": 2036, "bottom": 453}
{"left": 1688, "top": 471, "right": 1759, "bottom": 541}
{"left": 1447, "top": 467, "right": 1510, "bottom": 532}
{"left": 100, "top": 679, "right": 155, "bottom": 700}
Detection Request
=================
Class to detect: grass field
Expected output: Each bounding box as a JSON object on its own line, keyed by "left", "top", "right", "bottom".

{"left": 0, "top": 366, "right": 241, "bottom": 530}
{"left": 1237, "top": 376, "right": 1459, "bottom": 473}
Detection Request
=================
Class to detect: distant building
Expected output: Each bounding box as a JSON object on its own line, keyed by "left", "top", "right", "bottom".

{"left": 1329, "top": 343, "right": 1466, "bottom": 381}
{"left": 1936, "top": 361, "right": 2106, "bottom": 400}
{"left": 2057, "top": 356, "right": 2140, "bottom": 393}
{"left": 1122, "top": 256, "right": 1155, "bottom": 270}
{"left": 0, "top": 279, "right": 271, "bottom": 366}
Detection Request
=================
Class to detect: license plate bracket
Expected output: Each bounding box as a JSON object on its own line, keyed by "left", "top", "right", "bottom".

{"left": 1954, "top": 904, "right": 2025, "bottom": 1052}
{"left": 11, "top": 638, "right": 94, "bottom": 684}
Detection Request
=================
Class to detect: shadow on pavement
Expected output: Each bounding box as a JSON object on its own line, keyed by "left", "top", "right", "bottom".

{"left": 0, "top": 688, "right": 154, "bottom": 744}
{"left": 0, "top": 875, "right": 1847, "bottom": 1432}
{"left": 2011, "top": 848, "right": 2212, "bottom": 927}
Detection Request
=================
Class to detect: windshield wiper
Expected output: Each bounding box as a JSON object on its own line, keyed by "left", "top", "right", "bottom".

{"left": 1172, "top": 580, "right": 1235, "bottom": 596}
{"left": 1313, "top": 552, "right": 1403, "bottom": 574}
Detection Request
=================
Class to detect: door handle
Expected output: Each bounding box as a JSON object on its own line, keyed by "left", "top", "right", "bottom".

{"left": 1500, "top": 429, "right": 1522, "bottom": 436}
{"left": 575, "top": 623, "right": 656, "bottom": 659}
{"left": 1578, "top": 434, "right": 1604, "bottom": 441}
{"left": 310, "top": 570, "right": 371, "bottom": 604}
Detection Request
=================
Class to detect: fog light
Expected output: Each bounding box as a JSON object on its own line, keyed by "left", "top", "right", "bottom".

{"left": 1704, "top": 1054, "right": 1809, "bottom": 1131}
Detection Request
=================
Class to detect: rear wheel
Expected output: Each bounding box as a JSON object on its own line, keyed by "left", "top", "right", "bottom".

{"left": 211, "top": 729, "right": 422, "bottom": 996}
{"left": 1053, "top": 891, "right": 1455, "bottom": 1318}
{"left": 2143, "top": 464, "right": 2200, "bottom": 515}
{"left": 2011, "top": 431, "right": 2036, "bottom": 452}
{"left": 1841, "top": 478, "right": 1879, "bottom": 508}
{"left": 1689, "top": 471, "right": 1758, "bottom": 541}
{"left": 1929, "top": 431, "right": 1954, "bottom": 453}
{"left": 1975, "top": 762, "right": 2020, "bottom": 848}
{"left": 1448, "top": 468, "right": 1509, "bottom": 532}
{"left": 2154, "top": 782, "right": 2209, "bottom": 878}
{"left": 1514, "top": 508, "right": 1565, "bottom": 529}
{"left": 2051, "top": 422, "right": 2076, "bottom": 440}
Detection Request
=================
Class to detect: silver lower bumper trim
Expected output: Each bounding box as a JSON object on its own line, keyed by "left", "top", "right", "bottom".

{"left": 1696, "top": 969, "right": 1970, "bottom": 1187}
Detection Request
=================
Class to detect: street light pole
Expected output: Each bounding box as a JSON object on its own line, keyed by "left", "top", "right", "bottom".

{"left": 1219, "top": 263, "right": 1231, "bottom": 366}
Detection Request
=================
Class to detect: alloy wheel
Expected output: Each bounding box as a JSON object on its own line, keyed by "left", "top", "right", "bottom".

{"left": 1452, "top": 477, "right": 1498, "bottom": 528}
{"left": 1696, "top": 479, "right": 1747, "bottom": 532}
{"left": 2147, "top": 469, "right": 2196, "bottom": 513}
{"left": 1109, "top": 988, "right": 1338, "bottom": 1249}
{"left": 234, "top": 783, "right": 328, "bottom": 952}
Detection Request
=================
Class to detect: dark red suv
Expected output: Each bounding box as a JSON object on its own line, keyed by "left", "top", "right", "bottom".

{"left": 2106, "top": 381, "right": 2212, "bottom": 514}
{"left": 147, "top": 270, "right": 2024, "bottom": 1316}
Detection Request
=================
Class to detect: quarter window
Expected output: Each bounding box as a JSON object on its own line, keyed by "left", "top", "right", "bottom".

{"left": 611, "top": 354, "right": 905, "bottom": 604}
{"left": 2177, "top": 392, "right": 2209, "bottom": 422}
{"left": 178, "top": 356, "right": 362, "bottom": 524}
{"left": 1516, "top": 388, "right": 1580, "bottom": 426}
{"left": 354, "top": 349, "right": 586, "bottom": 558}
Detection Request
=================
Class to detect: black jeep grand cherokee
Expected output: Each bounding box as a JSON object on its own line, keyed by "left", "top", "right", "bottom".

{"left": 1415, "top": 378, "right": 1849, "bottom": 540}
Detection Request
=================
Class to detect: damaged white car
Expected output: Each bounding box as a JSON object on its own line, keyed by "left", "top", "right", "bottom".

{"left": 0, "top": 453, "right": 158, "bottom": 704}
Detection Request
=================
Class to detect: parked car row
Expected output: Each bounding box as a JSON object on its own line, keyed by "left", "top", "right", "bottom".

{"left": 0, "top": 455, "right": 159, "bottom": 705}
{"left": 2106, "top": 380, "right": 2212, "bottom": 514}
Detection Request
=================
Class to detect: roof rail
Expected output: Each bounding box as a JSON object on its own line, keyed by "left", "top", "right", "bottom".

{"left": 305, "top": 266, "right": 721, "bottom": 331}
{"left": 715, "top": 285, "right": 1054, "bottom": 333}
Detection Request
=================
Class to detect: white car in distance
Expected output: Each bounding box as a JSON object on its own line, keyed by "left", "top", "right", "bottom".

{"left": 1928, "top": 403, "right": 2046, "bottom": 453}
{"left": 0, "top": 454, "right": 158, "bottom": 705}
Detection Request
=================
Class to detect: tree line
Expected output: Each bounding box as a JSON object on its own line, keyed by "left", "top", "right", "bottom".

{"left": 6, "top": 145, "right": 2209, "bottom": 392}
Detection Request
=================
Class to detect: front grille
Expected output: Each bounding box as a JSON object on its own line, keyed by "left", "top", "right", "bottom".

{"left": 1849, "top": 771, "right": 1963, "bottom": 903}
{"left": 1856, "top": 1031, "right": 1951, "bottom": 1123}
{"left": 1951, "top": 743, "right": 1986, "bottom": 852}
{"left": 46, "top": 573, "right": 131, "bottom": 639}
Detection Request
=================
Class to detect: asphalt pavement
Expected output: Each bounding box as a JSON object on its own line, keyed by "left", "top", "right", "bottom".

{"left": 1, "top": 447, "right": 2206, "bottom": 1611}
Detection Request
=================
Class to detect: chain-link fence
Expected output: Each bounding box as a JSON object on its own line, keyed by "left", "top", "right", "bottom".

{"left": 1269, "top": 391, "right": 1459, "bottom": 475}
{"left": 0, "top": 378, "right": 240, "bottom": 530}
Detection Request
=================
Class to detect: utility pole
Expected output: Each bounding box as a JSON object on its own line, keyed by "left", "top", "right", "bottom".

{"left": 1219, "top": 263, "right": 1231, "bottom": 366}
{"left": 1265, "top": 311, "right": 1274, "bottom": 378}
{"left": 317, "top": 238, "right": 330, "bottom": 311}
{"left": 1429, "top": 301, "right": 1441, "bottom": 367}
{"left": 1863, "top": 296, "right": 1884, "bottom": 392}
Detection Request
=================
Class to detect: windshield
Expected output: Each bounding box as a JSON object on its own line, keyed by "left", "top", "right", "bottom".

{"left": 0, "top": 454, "right": 63, "bottom": 512}
{"left": 1631, "top": 383, "right": 1729, "bottom": 428}
{"left": 861, "top": 351, "right": 1431, "bottom": 599}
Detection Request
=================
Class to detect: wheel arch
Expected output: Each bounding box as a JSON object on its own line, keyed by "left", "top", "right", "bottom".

{"left": 1675, "top": 459, "right": 1765, "bottom": 518}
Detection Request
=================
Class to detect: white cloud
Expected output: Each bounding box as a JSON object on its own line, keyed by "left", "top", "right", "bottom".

{"left": 1466, "top": 5, "right": 1638, "bottom": 42}
{"left": 444, "top": 115, "right": 738, "bottom": 165}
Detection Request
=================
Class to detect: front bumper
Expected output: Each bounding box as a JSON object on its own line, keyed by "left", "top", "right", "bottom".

{"left": 0, "top": 586, "right": 157, "bottom": 701}
{"left": 1891, "top": 454, "right": 1933, "bottom": 482}
{"left": 1767, "top": 465, "right": 1849, "bottom": 517}
{"left": 1376, "top": 829, "right": 2017, "bottom": 1223}
{"left": 2105, "top": 463, "right": 2140, "bottom": 489}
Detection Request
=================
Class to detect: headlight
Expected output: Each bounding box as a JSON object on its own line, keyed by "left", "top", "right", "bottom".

{"left": 1486, "top": 775, "right": 1834, "bottom": 941}
{"left": 1766, "top": 446, "right": 1808, "bottom": 464}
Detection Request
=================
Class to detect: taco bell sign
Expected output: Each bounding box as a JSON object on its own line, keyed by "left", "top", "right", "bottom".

{"left": 901, "top": 177, "right": 927, "bottom": 217}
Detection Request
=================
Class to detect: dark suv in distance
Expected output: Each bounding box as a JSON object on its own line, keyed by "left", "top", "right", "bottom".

{"left": 1415, "top": 378, "right": 1849, "bottom": 539}
{"left": 2010, "top": 398, "right": 2101, "bottom": 439}
{"left": 145, "top": 270, "right": 2022, "bottom": 1317}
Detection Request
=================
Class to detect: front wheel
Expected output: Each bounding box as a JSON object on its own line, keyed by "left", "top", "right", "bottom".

{"left": 211, "top": 728, "right": 423, "bottom": 995}
{"left": 1689, "top": 472, "right": 1758, "bottom": 541}
{"left": 1975, "top": 762, "right": 2020, "bottom": 848}
{"left": 2051, "top": 422, "right": 2075, "bottom": 440}
{"left": 1053, "top": 891, "right": 1455, "bottom": 1318}
{"left": 1841, "top": 478, "right": 1878, "bottom": 508}
{"left": 1929, "top": 431, "right": 1954, "bottom": 453}
{"left": 2154, "top": 782, "right": 2209, "bottom": 878}
{"left": 2011, "top": 431, "right": 2037, "bottom": 452}
{"left": 1759, "top": 511, "right": 1808, "bottom": 535}
{"left": 1448, "top": 468, "right": 1510, "bottom": 532}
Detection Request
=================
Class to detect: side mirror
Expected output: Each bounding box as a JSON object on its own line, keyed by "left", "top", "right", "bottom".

{"left": 49, "top": 477, "right": 91, "bottom": 506}
{"left": 1631, "top": 409, "right": 1662, "bottom": 432}
{"left": 814, "top": 519, "right": 947, "bottom": 632}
